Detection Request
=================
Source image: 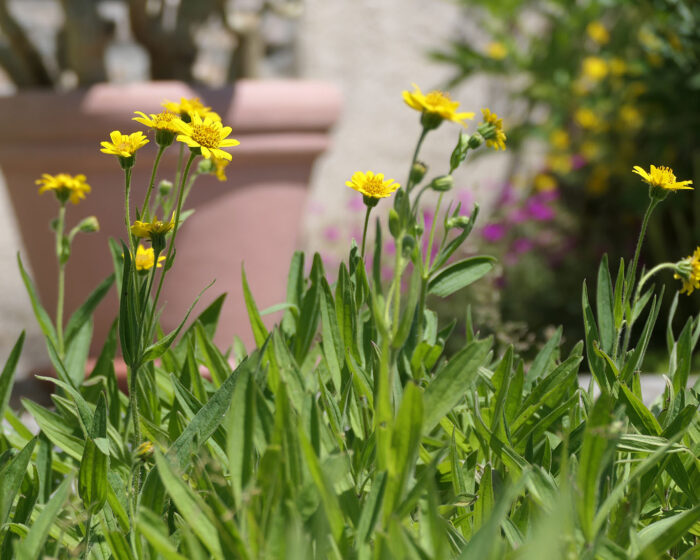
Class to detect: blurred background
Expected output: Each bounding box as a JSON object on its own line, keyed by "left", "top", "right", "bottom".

{"left": 0, "top": 0, "right": 697, "bottom": 377}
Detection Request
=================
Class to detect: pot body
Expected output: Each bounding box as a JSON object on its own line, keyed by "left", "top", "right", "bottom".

{"left": 0, "top": 80, "right": 341, "bottom": 356}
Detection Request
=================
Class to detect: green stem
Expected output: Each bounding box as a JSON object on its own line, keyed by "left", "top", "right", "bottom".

{"left": 128, "top": 364, "right": 142, "bottom": 498}
{"left": 147, "top": 152, "right": 197, "bottom": 339}
{"left": 138, "top": 248, "right": 162, "bottom": 328}
{"left": 83, "top": 510, "right": 93, "bottom": 559}
{"left": 124, "top": 168, "right": 142, "bottom": 320}
{"left": 360, "top": 206, "right": 372, "bottom": 260}
{"left": 635, "top": 263, "right": 676, "bottom": 304}
{"left": 618, "top": 199, "right": 658, "bottom": 359}
{"left": 425, "top": 192, "right": 445, "bottom": 272}
{"left": 55, "top": 203, "right": 66, "bottom": 357}
{"left": 140, "top": 145, "right": 165, "bottom": 218}
{"left": 406, "top": 127, "right": 428, "bottom": 193}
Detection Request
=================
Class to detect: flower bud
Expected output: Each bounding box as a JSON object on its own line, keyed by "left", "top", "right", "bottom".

{"left": 429, "top": 175, "right": 454, "bottom": 192}
{"left": 118, "top": 155, "right": 135, "bottom": 170}
{"left": 197, "top": 159, "right": 215, "bottom": 174}
{"left": 77, "top": 216, "right": 100, "bottom": 233}
{"left": 468, "top": 134, "right": 483, "bottom": 149}
{"left": 388, "top": 209, "right": 401, "bottom": 238}
{"left": 409, "top": 161, "right": 428, "bottom": 185}
{"left": 401, "top": 235, "right": 416, "bottom": 257}
{"left": 136, "top": 441, "right": 154, "bottom": 461}
{"left": 158, "top": 179, "right": 173, "bottom": 197}
{"left": 446, "top": 216, "right": 471, "bottom": 230}
{"left": 450, "top": 132, "right": 470, "bottom": 170}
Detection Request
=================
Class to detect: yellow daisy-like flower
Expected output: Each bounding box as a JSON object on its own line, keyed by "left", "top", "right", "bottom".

{"left": 582, "top": 57, "right": 608, "bottom": 81}
{"left": 575, "top": 108, "right": 600, "bottom": 130}
{"left": 133, "top": 110, "right": 182, "bottom": 133}
{"left": 134, "top": 244, "right": 166, "bottom": 271}
{"left": 175, "top": 113, "right": 240, "bottom": 161}
{"left": 402, "top": 84, "right": 474, "bottom": 128}
{"left": 36, "top": 173, "right": 91, "bottom": 205}
{"left": 212, "top": 156, "right": 230, "bottom": 181}
{"left": 609, "top": 58, "right": 627, "bottom": 76}
{"left": 130, "top": 214, "right": 175, "bottom": 240}
{"left": 549, "top": 129, "right": 570, "bottom": 150}
{"left": 632, "top": 165, "right": 693, "bottom": 192}
{"left": 674, "top": 247, "right": 700, "bottom": 295}
{"left": 100, "top": 130, "right": 149, "bottom": 158}
{"left": 162, "top": 97, "right": 221, "bottom": 122}
{"left": 346, "top": 171, "right": 400, "bottom": 200}
{"left": 586, "top": 21, "right": 610, "bottom": 45}
{"left": 486, "top": 42, "right": 507, "bottom": 60}
{"left": 480, "top": 108, "right": 507, "bottom": 151}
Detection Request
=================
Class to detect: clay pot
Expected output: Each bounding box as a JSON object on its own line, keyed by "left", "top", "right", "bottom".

{"left": 0, "top": 80, "right": 341, "bottom": 360}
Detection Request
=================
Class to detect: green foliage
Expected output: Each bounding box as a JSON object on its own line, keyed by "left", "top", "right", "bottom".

{"left": 0, "top": 86, "right": 697, "bottom": 559}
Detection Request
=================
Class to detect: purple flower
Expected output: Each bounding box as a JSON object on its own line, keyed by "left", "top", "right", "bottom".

{"left": 507, "top": 208, "right": 529, "bottom": 224}
{"left": 384, "top": 240, "right": 396, "bottom": 255}
{"left": 455, "top": 189, "right": 474, "bottom": 213}
{"left": 526, "top": 199, "right": 554, "bottom": 221}
{"left": 323, "top": 226, "right": 340, "bottom": 242}
{"left": 512, "top": 238, "right": 534, "bottom": 254}
{"left": 348, "top": 195, "right": 365, "bottom": 212}
{"left": 482, "top": 223, "right": 507, "bottom": 242}
{"left": 571, "top": 154, "right": 586, "bottom": 170}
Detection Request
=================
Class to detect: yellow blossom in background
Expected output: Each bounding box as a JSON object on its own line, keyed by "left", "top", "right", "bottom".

{"left": 609, "top": 58, "right": 627, "bottom": 76}
{"left": 402, "top": 84, "right": 475, "bottom": 126}
{"left": 586, "top": 21, "right": 610, "bottom": 44}
{"left": 212, "top": 156, "right": 230, "bottom": 181}
{"left": 638, "top": 28, "right": 661, "bottom": 50}
{"left": 575, "top": 108, "right": 600, "bottom": 130}
{"left": 646, "top": 53, "right": 663, "bottom": 67}
{"left": 582, "top": 57, "right": 608, "bottom": 81}
{"left": 486, "top": 42, "right": 507, "bottom": 60}
{"left": 674, "top": 247, "right": 700, "bottom": 295}
{"left": 176, "top": 113, "right": 240, "bottom": 160}
{"left": 546, "top": 154, "right": 572, "bottom": 175}
{"left": 346, "top": 171, "right": 399, "bottom": 199}
{"left": 549, "top": 129, "right": 570, "bottom": 150}
{"left": 619, "top": 105, "right": 642, "bottom": 129}
{"left": 480, "top": 108, "right": 507, "bottom": 150}
{"left": 581, "top": 141, "right": 601, "bottom": 161}
{"left": 162, "top": 97, "right": 221, "bottom": 122}
{"left": 100, "top": 131, "right": 149, "bottom": 157}
{"left": 534, "top": 173, "right": 557, "bottom": 192}
{"left": 586, "top": 165, "right": 611, "bottom": 196}
{"left": 133, "top": 110, "right": 182, "bottom": 133}
{"left": 134, "top": 244, "right": 166, "bottom": 271}
{"left": 632, "top": 165, "right": 693, "bottom": 192}
{"left": 130, "top": 214, "right": 176, "bottom": 239}
{"left": 668, "top": 33, "right": 683, "bottom": 52}
{"left": 36, "top": 173, "right": 91, "bottom": 205}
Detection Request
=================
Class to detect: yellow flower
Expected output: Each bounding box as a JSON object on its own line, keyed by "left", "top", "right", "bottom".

{"left": 479, "top": 108, "right": 507, "bottom": 150}
{"left": 134, "top": 244, "right": 165, "bottom": 271}
{"left": 619, "top": 105, "right": 642, "bottom": 129}
{"left": 547, "top": 154, "right": 572, "bottom": 175}
{"left": 575, "top": 108, "right": 600, "bottom": 130}
{"left": 609, "top": 58, "right": 627, "bottom": 76}
{"left": 133, "top": 110, "right": 182, "bottom": 133}
{"left": 674, "top": 247, "right": 700, "bottom": 295}
{"left": 131, "top": 214, "right": 175, "bottom": 241}
{"left": 36, "top": 173, "right": 91, "bottom": 205}
{"left": 582, "top": 57, "right": 608, "bottom": 81}
{"left": 581, "top": 141, "right": 601, "bottom": 161}
{"left": 486, "top": 42, "right": 507, "bottom": 60}
{"left": 586, "top": 21, "right": 610, "bottom": 45}
{"left": 175, "top": 113, "right": 240, "bottom": 160}
{"left": 346, "top": 171, "right": 399, "bottom": 199}
{"left": 162, "top": 97, "right": 221, "bottom": 122}
{"left": 212, "top": 156, "right": 229, "bottom": 181}
{"left": 549, "top": 129, "right": 570, "bottom": 150}
{"left": 402, "top": 84, "right": 474, "bottom": 127}
{"left": 534, "top": 173, "right": 557, "bottom": 192}
{"left": 632, "top": 165, "right": 693, "bottom": 192}
{"left": 100, "top": 130, "right": 149, "bottom": 157}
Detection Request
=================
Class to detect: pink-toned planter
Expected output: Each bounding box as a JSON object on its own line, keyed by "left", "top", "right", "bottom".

{"left": 0, "top": 80, "right": 341, "bottom": 359}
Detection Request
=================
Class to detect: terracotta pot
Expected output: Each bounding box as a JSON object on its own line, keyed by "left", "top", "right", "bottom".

{"left": 0, "top": 80, "right": 341, "bottom": 359}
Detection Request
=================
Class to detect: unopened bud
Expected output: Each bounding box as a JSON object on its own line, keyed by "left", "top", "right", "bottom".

{"left": 468, "top": 134, "right": 483, "bottom": 149}
{"left": 401, "top": 235, "right": 416, "bottom": 257}
{"left": 429, "top": 175, "right": 454, "bottom": 192}
{"left": 446, "top": 216, "right": 471, "bottom": 230}
{"left": 77, "top": 216, "right": 100, "bottom": 233}
{"left": 409, "top": 161, "right": 428, "bottom": 185}
{"left": 158, "top": 180, "right": 173, "bottom": 196}
{"left": 388, "top": 209, "right": 401, "bottom": 237}
{"left": 136, "top": 441, "right": 154, "bottom": 460}
{"left": 197, "top": 159, "right": 215, "bottom": 174}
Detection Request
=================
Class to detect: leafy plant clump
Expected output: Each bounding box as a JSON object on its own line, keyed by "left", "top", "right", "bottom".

{"left": 0, "top": 86, "right": 698, "bottom": 559}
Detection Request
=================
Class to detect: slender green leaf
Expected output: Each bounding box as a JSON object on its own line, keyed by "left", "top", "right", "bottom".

{"left": 428, "top": 256, "right": 495, "bottom": 297}
{"left": 0, "top": 332, "right": 24, "bottom": 422}
{"left": 0, "top": 438, "right": 36, "bottom": 526}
